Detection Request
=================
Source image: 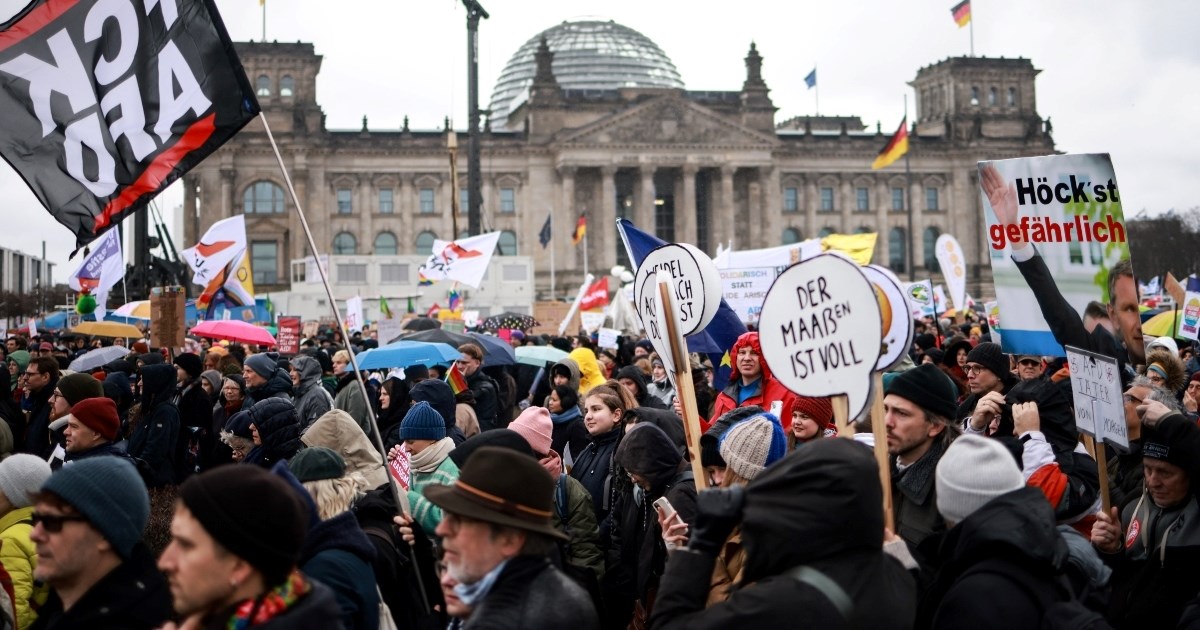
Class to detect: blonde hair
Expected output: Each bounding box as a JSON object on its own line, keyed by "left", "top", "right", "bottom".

{"left": 302, "top": 471, "right": 369, "bottom": 520}
{"left": 332, "top": 349, "right": 352, "bottom": 364}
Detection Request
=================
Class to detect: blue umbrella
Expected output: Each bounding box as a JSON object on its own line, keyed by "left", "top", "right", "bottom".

{"left": 356, "top": 340, "right": 460, "bottom": 370}
{"left": 468, "top": 332, "right": 517, "bottom": 367}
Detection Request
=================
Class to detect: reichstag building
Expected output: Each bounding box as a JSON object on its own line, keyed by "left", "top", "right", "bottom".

{"left": 182, "top": 18, "right": 1056, "bottom": 298}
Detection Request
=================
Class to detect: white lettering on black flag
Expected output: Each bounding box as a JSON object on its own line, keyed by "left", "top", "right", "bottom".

{"left": 0, "top": 0, "right": 259, "bottom": 254}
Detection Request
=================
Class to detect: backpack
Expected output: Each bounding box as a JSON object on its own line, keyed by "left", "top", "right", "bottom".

{"left": 553, "top": 474, "right": 604, "bottom": 612}
{"left": 960, "top": 558, "right": 1112, "bottom": 630}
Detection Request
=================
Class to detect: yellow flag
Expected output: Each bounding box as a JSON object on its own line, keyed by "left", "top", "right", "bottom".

{"left": 821, "top": 233, "right": 878, "bottom": 266}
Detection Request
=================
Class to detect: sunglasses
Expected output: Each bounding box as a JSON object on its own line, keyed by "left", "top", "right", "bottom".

{"left": 32, "top": 512, "right": 88, "bottom": 533}
{"left": 1018, "top": 360, "right": 1040, "bottom": 367}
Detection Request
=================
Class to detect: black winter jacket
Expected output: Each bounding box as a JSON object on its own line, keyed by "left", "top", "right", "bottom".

{"left": 570, "top": 427, "right": 623, "bottom": 542}
{"left": 466, "top": 555, "right": 599, "bottom": 630}
{"left": 243, "top": 397, "right": 303, "bottom": 467}
{"left": 299, "top": 512, "right": 379, "bottom": 630}
{"left": 30, "top": 543, "right": 171, "bottom": 630}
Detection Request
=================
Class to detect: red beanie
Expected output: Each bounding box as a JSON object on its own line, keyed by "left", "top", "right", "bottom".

{"left": 70, "top": 398, "right": 121, "bottom": 442}
{"left": 792, "top": 396, "right": 834, "bottom": 428}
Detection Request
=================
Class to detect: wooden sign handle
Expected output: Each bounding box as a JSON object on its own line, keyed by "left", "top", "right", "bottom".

{"left": 657, "top": 281, "right": 708, "bottom": 490}
{"left": 1083, "top": 434, "right": 1112, "bottom": 513}
{"left": 871, "top": 372, "right": 895, "bottom": 532}
{"left": 832, "top": 395, "right": 854, "bottom": 438}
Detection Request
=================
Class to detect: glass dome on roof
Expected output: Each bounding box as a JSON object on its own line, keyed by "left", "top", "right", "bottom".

{"left": 488, "top": 19, "right": 684, "bottom": 129}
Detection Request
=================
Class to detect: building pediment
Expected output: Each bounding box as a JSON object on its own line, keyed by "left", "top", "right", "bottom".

{"left": 560, "top": 96, "right": 778, "bottom": 148}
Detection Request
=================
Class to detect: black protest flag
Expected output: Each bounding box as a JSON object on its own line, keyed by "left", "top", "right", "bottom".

{"left": 0, "top": 0, "right": 259, "bottom": 255}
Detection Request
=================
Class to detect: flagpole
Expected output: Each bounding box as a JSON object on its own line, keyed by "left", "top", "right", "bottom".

{"left": 969, "top": 3, "right": 975, "bottom": 56}
{"left": 549, "top": 211, "right": 556, "bottom": 301}
{"left": 815, "top": 66, "right": 820, "bottom": 116}
{"left": 582, "top": 227, "right": 588, "bottom": 280}
{"left": 904, "top": 95, "right": 915, "bottom": 281}
{"left": 261, "top": 0, "right": 266, "bottom": 42}
{"left": 257, "top": 112, "right": 430, "bottom": 609}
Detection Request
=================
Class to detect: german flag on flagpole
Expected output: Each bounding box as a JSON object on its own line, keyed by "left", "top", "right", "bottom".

{"left": 950, "top": 0, "right": 971, "bottom": 27}
{"left": 572, "top": 214, "right": 587, "bottom": 245}
{"left": 871, "top": 117, "right": 909, "bottom": 170}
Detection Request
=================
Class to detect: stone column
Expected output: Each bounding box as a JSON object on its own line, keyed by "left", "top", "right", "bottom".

{"left": 599, "top": 166, "right": 618, "bottom": 270}
{"left": 292, "top": 169, "right": 309, "bottom": 260}
{"left": 805, "top": 177, "right": 819, "bottom": 235}
{"left": 719, "top": 165, "right": 736, "bottom": 250}
{"left": 182, "top": 175, "right": 198, "bottom": 244}
{"left": 761, "top": 166, "right": 780, "bottom": 247}
{"left": 638, "top": 165, "right": 656, "bottom": 234}
{"left": 678, "top": 165, "right": 698, "bottom": 245}
{"left": 560, "top": 166, "right": 576, "bottom": 273}
{"left": 359, "top": 173, "right": 373, "bottom": 254}
{"left": 747, "top": 173, "right": 762, "bottom": 247}
{"left": 840, "top": 175, "right": 853, "bottom": 232}
{"left": 398, "top": 174, "right": 414, "bottom": 250}
{"left": 481, "top": 174, "right": 493, "bottom": 226}
{"left": 875, "top": 175, "right": 890, "bottom": 270}
{"left": 220, "top": 168, "right": 236, "bottom": 218}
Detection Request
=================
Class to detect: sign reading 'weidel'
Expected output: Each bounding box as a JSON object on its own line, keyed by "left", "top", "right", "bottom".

{"left": 0, "top": 0, "right": 259, "bottom": 254}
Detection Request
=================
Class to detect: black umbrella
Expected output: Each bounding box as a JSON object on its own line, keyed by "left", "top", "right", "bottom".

{"left": 402, "top": 317, "right": 442, "bottom": 331}
{"left": 479, "top": 312, "right": 540, "bottom": 331}
{"left": 399, "top": 329, "right": 516, "bottom": 367}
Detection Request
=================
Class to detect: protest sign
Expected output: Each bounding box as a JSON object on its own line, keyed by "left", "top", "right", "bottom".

{"left": 149, "top": 287, "right": 186, "bottom": 348}
{"left": 1065, "top": 346, "right": 1125, "bottom": 449}
{"left": 377, "top": 318, "right": 403, "bottom": 346}
{"left": 719, "top": 267, "right": 776, "bottom": 324}
{"left": 302, "top": 320, "right": 320, "bottom": 339}
{"left": 580, "top": 311, "right": 606, "bottom": 333}
{"left": 905, "top": 280, "right": 936, "bottom": 319}
{"left": 276, "top": 316, "right": 301, "bottom": 356}
{"left": 863, "top": 265, "right": 915, "bottom": 371}
{"left": 1181, "top": 277, "right": 1200, "bottom": 341}
{"left": 388, "top": 445, "right": 411, "bottom": 491}
{"left": 636, "top": 271, "right": 674, "bottom": 374}
{"left": 344, "top": 296, "right": 363, "bottom": 333}
{"left": 980, "top": 153, "right": 1139, "bottom": 361}
{"left": 634, "top": 244, "right": 722, "bottom": 336}
{"left": 758, "top": 253, "right": 882, "bottom": 422}
{"left": 597, "top": 328, "right": 621, "bottom": 349}
{"left": 935, "top": 235, "right": 968, "bottom": 312}
{"left": 654, "top": 278, "right": 707, "bottom": 489}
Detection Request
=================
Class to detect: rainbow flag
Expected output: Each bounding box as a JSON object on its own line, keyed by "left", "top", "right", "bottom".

{"left": 448, "top": 289, "right": 461, "bottom": 311}
{"left": 871, "top": 117, "right": 909, "bottom": 170}
{"left": 446, "top": 363, "right": 468, "bottom": 395}
{"left": 950, "top": 0, "right": 971, "bottom": 27}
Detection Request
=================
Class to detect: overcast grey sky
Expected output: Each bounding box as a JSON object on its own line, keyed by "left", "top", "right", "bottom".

{"left": 0, "top": 0, "right": 1196, "bottom": 280}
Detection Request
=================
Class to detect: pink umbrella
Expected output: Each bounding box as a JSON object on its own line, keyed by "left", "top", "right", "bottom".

{"left": 190, "top": 320, "right": 277, "bottom": 346}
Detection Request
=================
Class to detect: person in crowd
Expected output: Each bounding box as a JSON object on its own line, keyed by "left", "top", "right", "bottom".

{"left": 157, "top": 465, "right": 341, "bottom": 629}
{"left": 290, "top": 447, "right": 380, "bottom": 630}
{"left": 1144, "top": 346, "right": 1186, "bottom": 395}
{"left": 787, "top": 396, "right": 834, "bottom": 450}
{"left": 646, "top": 356, "right": 674, "bottom": 408}
{"left": 243, "top": 398, "right": 303, "bottom": 468}
{"left": 698, "top": 407, "right": 762, "bottom": 488}
{"left": 0, "top": 367, "right": 21, "bottom": 450}
{"left": 199, "top": 369, "right": 222, "bottom": 402}
{"left": 302, "top": 409, "right": 388, "bottom": 490}
{"left": 241, "top": 353, "right": 293, "bottom": 410}
{"left": 548, "top": 384, "right": 589, "bottom": 464}
{"left": 394, "top": 401, "right": 459, "bottom": 536}
{"left": 291, "top": 355, "right": 334, "bottom": 433}
{"left": 333, "top": 350, "right": 373, "bottom": 439}
{"left": 705, "top": 332, "right": 794, "bottom": 432}
{"left": 1016, "top": 355, "right": 1046, "bottom": 381}
{"left": 7, "top": 351, "right": 29, "bottom": 407}
{"left": 884, "top": 363, "right": 962, "bottom": 551}
{"left": 616, "top": 365, "right": 668, "bottom": 411}
{"left": 958, "top": 342, "right": 1019, "bottom": 437}
{"left": 44, "top": 372, "right": 104, "bottom": 454}
{"left": 1091, "top": 397, "right": 1200, "bottom": 629}
{"left": 202, "top": 346, "right": 227, "bottom": 373}
{"left": 0, "top": 455, "right": 50, "bottom": 629}
{"left": 21, "top": 358, "right": 59, "bottom": 458}
{"left": 208, "top": 375, "right": 245, "bottom": 466}
{"left": 173, "top": 353, "right": 213, "bottom": 478}
{"left": 649, "top": 438, "right": 916, "bottom": 628}
{"left": 455, "top": 344, "right": 499, "bottom": 432}
{"left": 127, "top": 364, "right": 179, "bottom": 488}
{"left": 571, "top": 382, "right": 636, "bottom": 546}
{"left": 409, "top": 378, "right": 465, "bottom": 448}
{"left": 29, "top": 458, "right": 170, "bottom": 629}
{"left": 375, "top": 377, "right": 408, "bottom": 438}
{"left": 219, "top": 410, "right": 255, "bottom": 464}
{"left": 454, "top": 391, "right": 481, "bottom": 440}
{"left": 940, "top": 336, "right": 972, "bottom": 389}
{"left": 61, "top": 397, "right": 129, "bottom": 464}
{"left": 549, "top": 357, "right": 582, "bottom": 396}
{"left": 1184, "top": 372, "right": 1200, "bottom": 420}
{"left": 423, "top": 445, "right": 599, "bottom": 629}
{"left": 570, "top": 348, "right": 609, "bottom": 398}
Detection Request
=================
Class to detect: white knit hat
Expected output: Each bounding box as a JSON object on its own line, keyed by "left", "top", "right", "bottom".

{"left": 0, "top": 454, "right": 52, "bottom": 508}
{"left": 935, "top": 434, "right": 1024, "bottom": 525}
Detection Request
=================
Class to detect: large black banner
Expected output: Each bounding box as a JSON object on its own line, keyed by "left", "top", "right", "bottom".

{"left": 0, "top": 0, "right": 259, "bottom": 254}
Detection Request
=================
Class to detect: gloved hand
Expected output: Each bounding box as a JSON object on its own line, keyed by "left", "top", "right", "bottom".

{"left": 688, "top": 485, "right": 745, "bottom": 556}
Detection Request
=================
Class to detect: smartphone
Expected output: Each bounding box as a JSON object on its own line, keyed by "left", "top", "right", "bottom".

{"left": 652, "top": 496, "right": 677, "bottom": 521}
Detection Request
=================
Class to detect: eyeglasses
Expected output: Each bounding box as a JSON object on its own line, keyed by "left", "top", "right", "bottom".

{"left": 31, "top": 512, "right": 88, "bottom": 533}
{"left": 23, "top": 371, "right": 39, "bottom": 377}
{"left": 964, "top": 364, "right": 988, "bottom": 376}
{"left": 49, "top": 391, "right": 62, "bottom": 400}
{"left": 1018, "top": 360, "right": 1040, "bottom": 367}
{"left": 440, "top": 512, "right": 481, "bottom": 537}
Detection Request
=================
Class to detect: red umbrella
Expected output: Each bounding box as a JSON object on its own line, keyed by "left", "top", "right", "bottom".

{"left": 190, "top": 320, "right": 277, "bottom": 346}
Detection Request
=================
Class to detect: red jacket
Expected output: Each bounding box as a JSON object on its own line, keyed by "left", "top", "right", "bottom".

{"left": 704, "top": 332, "right": 796, "bottom": 432}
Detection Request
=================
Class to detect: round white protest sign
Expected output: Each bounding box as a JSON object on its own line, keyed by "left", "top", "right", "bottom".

{"left": 864, "top": 265, "right": 915, "bottom": 372}
{"left": 635, "top": 270, "right": 675, "bottom": 374}
{"left": 633, "top": 243, "right": 722, "bottom": 337}
{"left": 758, "top": 253, "right": 882, "bottom": 420}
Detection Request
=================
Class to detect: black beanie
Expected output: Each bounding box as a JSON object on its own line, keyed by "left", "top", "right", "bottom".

{"left": 174, "top": 353, "right": 203, "bottom": 379}
{"left": 966, "top": 342, "right": 1011, "bottom": 382}
{"left": 178, "top": 466, "right": 308, "bottom": 587}
{"left": 884, "top": 363, "right": 958, "bottom": 421}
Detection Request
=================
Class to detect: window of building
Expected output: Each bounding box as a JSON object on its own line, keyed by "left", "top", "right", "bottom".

{"left": 415, "top": 231, "right": 437, "bottom": 255}
{"left": 336, "top": 188, "right": 352, "bottom": 214}
{"left": 782, "top": 228, "right": 801, "bottom": 245}
{"left": 988, "top": 87, "right": 997, "bottom": 106}
{"left": 243, "top": 181, "right": 284, "bottom": 214}
{"left": 378, "top": 189, "right": 393, "bottom": 214}
{"left": 889, "top": 227, "right": 907, "bottom": 273}
{"left": 419, "top": 188, "right": 435, "bottom": 214}
{"left": 256, "top": 75, "right": 270, "bottom": 97}
{"left": 1007, "top": 87, "right": 1016, "bottom": 107}
{"left": 892, "top": 187, "right": 905, "bottom": 211}
{"left": 1089, "top": 241, "right": 1103, "bottom": 265}
{"left": 783, "top": 187, "right": 799, "bottom": 212}
{"left": 499, "top": 187, "right": 516, "bottom": 213}
{"left": 459, "top": 189, "right": 469, "bottom": 215}
{"left": 338, "top": 263, "right": 367, "bottom": 284}
{"left": 819, "top": 187, "right": 834, "bottom": 212}
{"left": 926, "top": 187, "right": 939, "bottom": 211}
{"left": 856, "top": 187, "right": 870, "bottom": 212}
{"left": 333, "top": 232, "right": 357, "bottom": 255}
{"left": 503, "top": 264, "right": 528, "bottom": 282}
{"left": 380, "top": 264, "right": 409, "bottom": 284}
{"left": 374, "top": 232, "right": 398, "bottom": 255}
{"left": 280, "top": 75, "right": 294, "bottom": 97}
{"left": 924, "top": 227, "right": 941, "bottom": 271}
{"left": 498, "top": 230, "right": 518, "bottom": 256}
{"left": 970, "top": 86, "right": 980, "bottom": 104}
{"left": 818, "top": 227, "right": 834, "bottom": 238}
{"left": 250, "top": 241, "right": 277, "bottom": 284}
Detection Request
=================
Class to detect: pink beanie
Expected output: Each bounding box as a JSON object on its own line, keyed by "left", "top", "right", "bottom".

{"left": 510, "top": 406, "right": 554, "bottom": 456}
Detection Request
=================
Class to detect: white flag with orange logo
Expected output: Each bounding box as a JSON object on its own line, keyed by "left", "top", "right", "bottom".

{"left": 184, "top": 216, "right": 248, "bottom": 286}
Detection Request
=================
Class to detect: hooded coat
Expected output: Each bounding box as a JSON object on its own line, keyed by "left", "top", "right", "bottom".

{"left": 291, "top": 356, "right": 334, "bottom": 433}
{"left": 243, "top": 398, "right": 303, "bottom": 468}
{"left": 626, "top": 407, "right": 687, "bottom": 459}
{"left": 616, "top": 366, "right": 668, "bottom": 410}
{"left": 128, "top": 364, "right": 179, "bottom": 487}
{"left": 242, "top": 367, "right": 293, "bottom": 411}
{"left": 302, "top": 409, "right": 388, "bottom": 489}
{"left": 650, "top": 438, "right": 916, "bottom": 630}
{"left": 570, "top": 348, "right": 607, "bottom": 395}
{"left": 22, "top": 373, "right": 57, "bottom": 459}
{"left": 705, "top": 332, "right": 795, "bottom": 433}
{"left": 299, "top": 512, "right": 380, "bottom": 630}
{"left": 333, "top": 372, "right": 375, "bottom": 441}
{"left": 548, "top": 358, "right": 582, "bottom": 398}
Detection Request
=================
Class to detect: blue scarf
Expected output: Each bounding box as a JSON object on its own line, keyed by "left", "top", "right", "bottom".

{"left": 550, "top": 405, "right": 581, "bottom": 425}
{"left": 454, "top": 559, "right": 509, "bottom": 606}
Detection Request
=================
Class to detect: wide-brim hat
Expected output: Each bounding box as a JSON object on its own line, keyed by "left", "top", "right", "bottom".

{"left": 423, "top": 445, "right": 566, "bottom": 540}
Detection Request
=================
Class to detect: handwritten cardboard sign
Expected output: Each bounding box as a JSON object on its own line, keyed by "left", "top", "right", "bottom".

{"left": 634, "top": 243, "right": 722, "bottom": 336}
{"left": 636, "top": 271, "right": 674, "bottom": 374}
{"left": 864, "top": 265, "right": 915, "bottom": 372}
{"left": 758, "top": 253, "right": 882, "bottom": 420}
{"left": 149, "top": 286, "right": 185, "bottom": 348}
{"left": 1065, "top": 345, "right": 1127, "bottom": 451}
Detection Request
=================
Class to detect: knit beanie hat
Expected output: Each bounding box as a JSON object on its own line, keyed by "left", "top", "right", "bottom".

{"left": 69, "top": 397, "right": 121, "bottom": 441}
{"left": 57, "top": 372, "right": 103, "bottom": 407}
{"left": 509, "top": 406, "right": 553, "bottom": 455}
{"left": 966, "top": 342, "right": 1010, "bottom": 381}
{"left": 288, "top": 447, "right": 346, "bottom": 483}
{"left": 41, "top": 458, "right": 149, "bottom": 559}
{"left": 885, "top": 363, "right": 958, "bottom": 421}
{"left": 0, "top": 454, "right": 51, "bottom": 508}
{"left": 400, "top": 401, "right": 447, "bottom": 441}
{"left": 792, "top": 396, "right": 834, "bottom": 427}
{"left": 700, "top": 406, "right": 763, "bottom": 468}
{"left": 935, "top": 434, "right": 1024, "bottom": 524}
{"left": 244, "top": 353, "right": 276, "bottom": 379}
{"left": 719, "top": 414, "right": 788, "bottom": 481}
{"left": 178, "top": 465, "right": 308, "bottom": 587}
{"left": 174, "top": 353, "right": 203, "bottom": 379}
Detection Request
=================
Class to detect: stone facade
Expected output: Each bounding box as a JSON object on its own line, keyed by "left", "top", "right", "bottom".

{"left": 184, "top": 38, "right": 1055, "bottom": 299}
